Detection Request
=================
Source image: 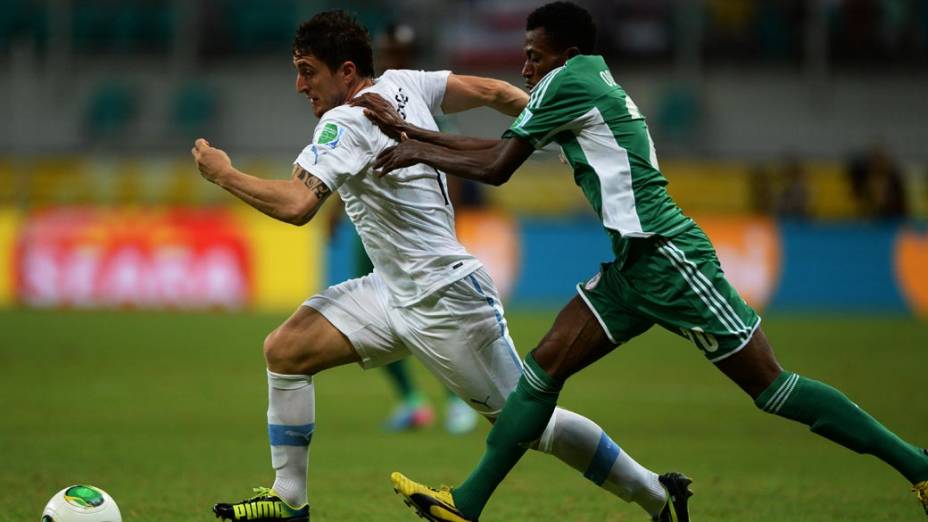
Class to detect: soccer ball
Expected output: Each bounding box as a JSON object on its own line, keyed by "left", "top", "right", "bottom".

{"left": 41, "top": 485, "right": 122, "bottom": 522}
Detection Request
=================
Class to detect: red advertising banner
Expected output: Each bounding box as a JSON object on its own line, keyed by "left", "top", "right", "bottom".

{"left": 14, "top": 207, "right": 252, "bottom": 309}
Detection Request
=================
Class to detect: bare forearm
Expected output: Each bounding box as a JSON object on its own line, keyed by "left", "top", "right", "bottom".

{"left": 488, "top": 79, "right": 529, "bottom": 116}
{"left": 408, "top": 142, "right": 508, "bottom": 185}
{"left": 441, "top": 74, "right": 528, "bottom": 117}
{"left": 215, "top": 167, "right": 313, "bottom": 224}
{"left": 404, "top": 125, "right": 501, "bottom": 151}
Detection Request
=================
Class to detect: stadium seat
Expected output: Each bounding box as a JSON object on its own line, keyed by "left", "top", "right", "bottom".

{"left": 170, "top": 81, "right": 219, "bottom": 141}
{"left": 84, "top": 81, "right": 139, "bottom": 141}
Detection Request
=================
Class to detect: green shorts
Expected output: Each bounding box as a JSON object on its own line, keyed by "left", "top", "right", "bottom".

{"left": 577, "top": 225, "right": 761, "bottom": 362}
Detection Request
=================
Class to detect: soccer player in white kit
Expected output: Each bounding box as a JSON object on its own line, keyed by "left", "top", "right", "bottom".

{"left": 192, "top": 10, "right": 685, "bottom": 522}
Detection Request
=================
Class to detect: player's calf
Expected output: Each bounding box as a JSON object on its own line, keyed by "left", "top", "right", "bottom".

{"left": 756, "top": 369, "right": 928, "bottom": 516}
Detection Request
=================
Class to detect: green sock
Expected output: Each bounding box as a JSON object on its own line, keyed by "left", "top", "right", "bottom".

{"left": 756, "top": 371, "right": 928, "bottom": 483}
{"left": 453, "top": 352, "right": 562, "bottom": 519}
{"left": 383, "top": 359, "right": 417, "bottom": 402}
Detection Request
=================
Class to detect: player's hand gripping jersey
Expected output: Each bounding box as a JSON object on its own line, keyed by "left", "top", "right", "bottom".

{"left": 295, "top": 70, "right": 481, "bottom": 306}
{"left": 504, "top": 55, "right": 693, "bottom": 266}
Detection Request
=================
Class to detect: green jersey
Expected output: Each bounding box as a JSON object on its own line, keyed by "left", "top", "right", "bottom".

{"left": 504, "top": 55, "right": 692, "bottom": 264}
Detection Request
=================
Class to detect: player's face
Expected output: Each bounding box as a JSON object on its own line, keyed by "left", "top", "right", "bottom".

{"left": 521, "top": 28, "right": 571, "bottom": 90}
{"left": 293, "top": 53, "right": 349, "bottom": 118}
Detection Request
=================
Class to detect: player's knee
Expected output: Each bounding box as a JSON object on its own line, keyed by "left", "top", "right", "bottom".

{"left": 264, "top": 326, "right": 329, "bottom": 375}
{"left": 263, "top": 328, "right": 284, "bottom": 367}
{"left": 264, "top": 328, "right": 302, "bottom": 373}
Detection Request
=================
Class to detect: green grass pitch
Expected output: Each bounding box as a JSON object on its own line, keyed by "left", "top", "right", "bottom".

{"left": 2, "top": 309, "right": 926, "bottom": 521}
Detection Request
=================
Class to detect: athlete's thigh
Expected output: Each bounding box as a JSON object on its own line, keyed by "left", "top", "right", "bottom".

{"left": 531, "top": 293, "right": 629, "bottom": 382}
{"left": 562, "top": 260, "right": 656, "bottom": 381}
{"left": 399, "top": 269, "right": 522, "bottom": 418}
{"left": 303, "top": 273, "right": 409, "bottom": 370}
{"left": 638, "top": 226, "right": 761, "bottom": 362}
{"left": 269, "top": 304, "right": 359, "bottom": 374}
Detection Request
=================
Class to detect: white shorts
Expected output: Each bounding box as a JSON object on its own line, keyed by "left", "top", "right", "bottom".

{"left": 304, "top": 267, "right": 522, "bottom": 417}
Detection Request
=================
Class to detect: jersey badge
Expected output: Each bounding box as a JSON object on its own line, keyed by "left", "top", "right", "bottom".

{"left": 317, "top": 122, "right": 344, "bottom": 148}
{"left": 584, "top": 271, "right": 602, "bottom": 291}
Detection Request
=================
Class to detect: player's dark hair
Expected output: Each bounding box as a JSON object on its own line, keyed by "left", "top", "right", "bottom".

{"left": 292, "top": 10, "right": 374, "bottom": 78}
{"left": 526, "top": 1, "right": 596, "bottom": 55}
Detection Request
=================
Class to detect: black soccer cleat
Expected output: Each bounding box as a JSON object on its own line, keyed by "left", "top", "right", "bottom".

{"left": 653, "top": 472, "right": 693, "bottom": 522}
{"left": 212, "top": 487, "right": 309, "bottom": 521}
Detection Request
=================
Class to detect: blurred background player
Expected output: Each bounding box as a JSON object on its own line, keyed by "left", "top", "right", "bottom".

{"left": 328, "top": 21, "right": 479, "bottom": 435}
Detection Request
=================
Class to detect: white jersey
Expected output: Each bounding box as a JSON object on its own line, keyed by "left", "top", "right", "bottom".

{"left": 295, "top": 69, "right": 482, "bottom": 307}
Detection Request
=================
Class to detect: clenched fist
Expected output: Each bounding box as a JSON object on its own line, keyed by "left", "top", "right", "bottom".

{"left": 191, "top": 138, "right": 232, "bottom": 184}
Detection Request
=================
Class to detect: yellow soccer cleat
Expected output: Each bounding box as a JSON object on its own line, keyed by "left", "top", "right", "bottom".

{"left": 914, "top": 480, "right": 928, "bottom": 517}
{"left": 390, "top": 472, "right": 475, "bottom": 522}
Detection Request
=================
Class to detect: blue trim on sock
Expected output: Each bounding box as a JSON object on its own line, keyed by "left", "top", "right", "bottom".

{"left": 583, "top": 432, "right": 620, "bottom": 485}
{"left": 268, "top": 423, "right": 315, "bottom": 446}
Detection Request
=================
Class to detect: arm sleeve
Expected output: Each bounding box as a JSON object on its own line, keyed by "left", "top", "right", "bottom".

{"left": 501, "top": 71, "right": 586, "bottom": 149}
{"left": 293, "top": 110, "right": 374, "bottom": 191}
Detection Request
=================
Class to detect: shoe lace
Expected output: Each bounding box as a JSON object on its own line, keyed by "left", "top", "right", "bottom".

{"left": 243, "top": 487, "right": 274, "bottom": 502}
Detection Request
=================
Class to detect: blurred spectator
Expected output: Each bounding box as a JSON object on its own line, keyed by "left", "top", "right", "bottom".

{"left": 829, "top": 0, "right": 928, "bottom": 65}
{"left": 375, "top": 22, "right": 417, "bottom": 74}
{"left": 596, "top": 0, "right": 673, "bottom": 63}
{"left": 774, "top": 157, "right": 810, "bottom": 219}
{"left": 749, "top": 164, "right": 775, "bottom": 216}
{"left": 755, "top": 0, "right": 804, "bottom": 60}
{"left": 706, "top": 0, "right": 757, "bottom": 60}
{"left": 847, "top": 144, "right": 909, "bottom": 219}
{"left": 704, "top": 0, "right": 804, "bottom": 64}
{"left": 750, "top": 158, "right": 810, "bottom": 219}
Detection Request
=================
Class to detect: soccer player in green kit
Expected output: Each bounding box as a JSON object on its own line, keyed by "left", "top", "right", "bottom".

{"left": 352, "top": 2, "right": 928, "bottom": 520}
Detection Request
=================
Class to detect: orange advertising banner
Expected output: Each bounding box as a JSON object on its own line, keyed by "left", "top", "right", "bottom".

{"left": 692, "top": 215, "right": 782, "bottom": 311}
{"left": 456, "top": 209, "right": 520, "bottom": 302}
{"left": 895, "top": 227, "right": 928, "bottom": 318}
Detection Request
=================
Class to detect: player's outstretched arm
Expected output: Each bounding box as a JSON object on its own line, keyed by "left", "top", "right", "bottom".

{"left": 373, "top": 137, "right": 534, "bottom": 187}
{"left": 350, "top": 73, "right": 526, "bottom": 152}
{"left": 192, "top": 138, "right": 330, "bottom": 226}
{"left": 442, "top": 73, "right": 528, "bottom": 117}
{"left": 351, "top": 93, "right": 501, "bottom": 152}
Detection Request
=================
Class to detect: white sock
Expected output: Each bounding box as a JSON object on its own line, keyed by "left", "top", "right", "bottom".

{"left": 267, "top": 370, "right": 315, "bottom": 507}
{"left": 538, "top": 407, "right": 667, "bottom": 516}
